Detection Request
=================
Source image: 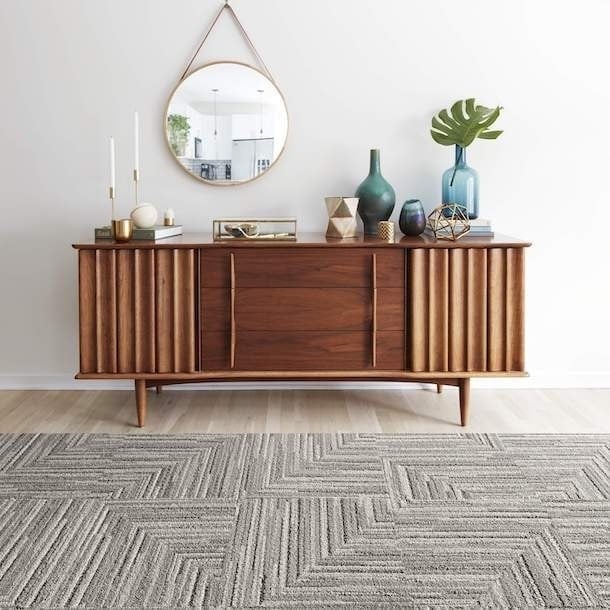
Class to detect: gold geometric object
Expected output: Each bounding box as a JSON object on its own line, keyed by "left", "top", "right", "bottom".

{"left": 427, "top": 204, "right": 471, "bottom": 241}
{"left": 325, "top": 197, "right": 359, "bottom": 239}
{"left": 377, "top": 220, "right": 395, "bottom": 242}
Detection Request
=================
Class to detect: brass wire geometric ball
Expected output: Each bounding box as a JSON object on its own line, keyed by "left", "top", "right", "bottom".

{"left": 427, "top": 204, "right": 471, "bottom": 241}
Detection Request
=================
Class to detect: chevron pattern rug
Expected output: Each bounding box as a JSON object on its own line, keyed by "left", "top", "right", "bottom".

{"left": 0, "top": 434, "right": 609, "bottom": 608}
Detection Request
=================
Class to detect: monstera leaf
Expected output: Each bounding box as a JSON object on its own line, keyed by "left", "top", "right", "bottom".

{"left": 431, "top": 98, "right": 503, "bottom": 147}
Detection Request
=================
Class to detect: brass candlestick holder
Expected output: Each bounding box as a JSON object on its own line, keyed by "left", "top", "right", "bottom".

{"left": 133, "top": 169, "right": 139, "bottom": 206}
{"left": 109, "top": 186, "right": 116, "bottom": 233}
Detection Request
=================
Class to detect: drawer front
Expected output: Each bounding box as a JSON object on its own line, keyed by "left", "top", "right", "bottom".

{"left": 200, "top": 248, "right": 404, "bottom": 288}
{"left": 200, "top": 246, "right": 406, "bottom": 373}
{"left": 202, "top": 287, "right": 404, "bottom": 332}
{"left": 202, "top": 331, "right": 404, "bottom": 371}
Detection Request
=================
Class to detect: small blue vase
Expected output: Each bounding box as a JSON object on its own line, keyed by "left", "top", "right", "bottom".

{"left": 442, "top": 145, "right": 479, "bottom": 219}
{"left": 399, "top": 199, "right": 426, "bottom": 236}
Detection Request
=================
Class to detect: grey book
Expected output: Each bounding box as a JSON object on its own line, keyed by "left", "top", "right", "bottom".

{"left": 95, "top": 225, "right": 183, "bottom": 240}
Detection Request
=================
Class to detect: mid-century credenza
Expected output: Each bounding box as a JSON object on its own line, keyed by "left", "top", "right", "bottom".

{"left": 73, "top": 234, "right": 530, "bottom": 427}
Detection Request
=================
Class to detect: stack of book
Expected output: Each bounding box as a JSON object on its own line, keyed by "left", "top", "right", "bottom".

{"left": 466, "top": 218, "right": 494, "bottom": 237}
{"left": 424, "top": 217, "right": 494, "bottom": 238}
{"left": 95, "top": 225, "right": 184, "bottom": 240}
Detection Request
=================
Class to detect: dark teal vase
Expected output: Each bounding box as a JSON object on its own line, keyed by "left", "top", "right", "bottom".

{"left": 399, "top": 199, "right": 426, "bottom": 236}
{"left": 442, "top": 145, "right": 479, "bottom": 219}
{"left": 356, "top": 149, "right": 396, "bottom": 235}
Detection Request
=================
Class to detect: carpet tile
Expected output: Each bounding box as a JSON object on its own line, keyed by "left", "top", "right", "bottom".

{"left": 0, "top": 433, "right": 608, "bottom": 608}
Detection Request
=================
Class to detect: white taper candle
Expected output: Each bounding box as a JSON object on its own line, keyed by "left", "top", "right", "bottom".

{"left": 109, "top": 136, "right": 116, "bottom": 190}
{"left": 134, "top": 111, "right": 139, "bottom": 173}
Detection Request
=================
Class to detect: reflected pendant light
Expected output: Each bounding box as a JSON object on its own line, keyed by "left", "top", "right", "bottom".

{"left": 258, "top": 89, "right": 264, "bottom": 135}
{"left": 212, "top": 88, "right": 219, "bottom": 138}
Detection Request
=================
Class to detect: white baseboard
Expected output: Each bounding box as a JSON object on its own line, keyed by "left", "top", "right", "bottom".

{"left": 0, "top": 373, "right": 609, "bottom": 391}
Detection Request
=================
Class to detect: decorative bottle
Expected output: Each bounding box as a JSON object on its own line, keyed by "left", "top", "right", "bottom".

{"left": 355, "top": 149, "right": 396, "bottom": 235}
{"left": 442, "top": 145, "right": 479, "bottom": 219}
{"left": 399, "top": 199, "right": 426, "bottom": 236}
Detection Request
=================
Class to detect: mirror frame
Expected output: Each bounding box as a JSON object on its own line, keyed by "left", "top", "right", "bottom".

{"left": 164, "top": 60, "right": 289, "bottom": 187}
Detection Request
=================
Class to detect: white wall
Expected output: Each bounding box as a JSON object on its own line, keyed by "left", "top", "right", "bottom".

{"left": 1, "top": 0, "right": 609, "bottom": 388}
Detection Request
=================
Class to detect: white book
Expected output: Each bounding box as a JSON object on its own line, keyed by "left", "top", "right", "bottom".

{"left": 469, "top": 218, "right": 492, "bottom": 227}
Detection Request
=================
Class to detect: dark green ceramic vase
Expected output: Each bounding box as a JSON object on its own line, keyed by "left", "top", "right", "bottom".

{"left": 355, "top": 149, "right": 396, "bottom": 235}
{"left": 399, "top": 199, "right": 426, "bottom": 236}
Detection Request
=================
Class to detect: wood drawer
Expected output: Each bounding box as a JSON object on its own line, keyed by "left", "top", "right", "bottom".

{"left": 202, "top": 331, "right": 404, "bottom": 371}
{"left": 202, "top": 287, "right": 404, "bottom": 331}
{"left": 200, "top": 248, "right": 404, "bottom": 288}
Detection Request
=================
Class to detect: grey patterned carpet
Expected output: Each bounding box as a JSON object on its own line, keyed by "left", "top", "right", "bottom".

{"left": 0, "top": 434, "right": 609, "bottom": 608}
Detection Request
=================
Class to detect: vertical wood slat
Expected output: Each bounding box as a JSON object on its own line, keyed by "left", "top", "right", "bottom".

{"left": 95, "top": 250, "right": 117, "bottom": 373}
{"left": 372, "top": 253, "right": 377, "bottom": 368}
{"left": 406, "top": 247, "right": 525, "bottom": 373}
{"left": 487, "top": 248, "right": 507, "bottom": 372}
{"left": 173, "top": 249, "right": 196, "bottom": 373}
{"left": 116, "top": 250, "right": 135, "bottom": 373}
{"left": 408, "top": 249, "right": 428, "bottom": 372}
{"left": 466, "top": 248, "right": 487, "bottom": 371}
{"left": 230, "top": 253, "right": 236, "bottom": 369}
{"left": 196, "top": 252, "right": 202, "bottom": 371}
{"left": 506, "top": 248, "right": 525, "bottom": 371}
{"left": 155, "top": 249, "right": 173, "bottom": 373}
{"left": 428, "top": 249, "right": 448, "bottom": 371}
{"left": 134, "top": 250, "right": 156, "bottom": 373}
{"left": 448, "top": 249, "right": 467, "bottom": 372}
{"left": 78, "top": 250, "right": 97, "bottom": 374}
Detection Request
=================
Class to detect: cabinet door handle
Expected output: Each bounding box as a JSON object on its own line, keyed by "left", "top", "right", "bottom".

{"left": 372, "top": 253, "right": 377, "bottom": 368}
{"left": 230, "top": 252, "right": 236, "bottom": 369}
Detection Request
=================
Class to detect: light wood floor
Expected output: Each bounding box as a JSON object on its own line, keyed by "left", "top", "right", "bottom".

{"left": 0, "top": 387, "right": 608, "bottom": 433}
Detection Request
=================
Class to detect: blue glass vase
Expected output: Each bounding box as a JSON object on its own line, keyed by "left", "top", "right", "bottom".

{"left": 442, "top": 145, "right": 479, "bottom": 219}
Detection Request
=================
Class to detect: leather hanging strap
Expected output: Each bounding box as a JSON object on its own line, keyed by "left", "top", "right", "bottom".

{"left": 179, "top": 1, "right": 276, "bottom": 85}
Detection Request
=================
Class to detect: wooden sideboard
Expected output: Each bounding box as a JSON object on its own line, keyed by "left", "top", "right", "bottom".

{"left": 73, "top": 233, "right": 530, "bottom": 427}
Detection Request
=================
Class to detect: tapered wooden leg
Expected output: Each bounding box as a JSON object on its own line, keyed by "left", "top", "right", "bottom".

{"left": 436, "top": 383, "right": 443, "bottom": 394}
{"left": 135, "top": 379, "right": 147, "bottom": 428}
{"left": 458, "top": 377, "right": 470, "bottom": 427}
{"left": 156, "top": 385, "right": 162, "bottom": 395}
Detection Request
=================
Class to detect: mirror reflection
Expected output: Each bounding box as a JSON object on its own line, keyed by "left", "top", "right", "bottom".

{"left": 165, "top": 62, "right": 288, "bottom": 184}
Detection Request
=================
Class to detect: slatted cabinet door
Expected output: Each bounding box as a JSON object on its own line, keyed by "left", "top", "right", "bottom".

{"left": 78, "top": 248, "right": 198, "bottom": 374}
{"left": 407, "top": 247, "right": 525, "bottom": 373}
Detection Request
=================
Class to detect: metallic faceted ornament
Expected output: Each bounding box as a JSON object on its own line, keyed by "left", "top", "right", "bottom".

{"left": 325, "top": 197, "right": 359, "bottom": 239}
{"left": 427, "top": 204, "right": 471, "bottom": 241}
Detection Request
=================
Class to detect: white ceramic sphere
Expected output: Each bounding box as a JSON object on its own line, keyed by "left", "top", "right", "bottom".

{"left": 130, "top": 203, "right": 158, "bottom": 228}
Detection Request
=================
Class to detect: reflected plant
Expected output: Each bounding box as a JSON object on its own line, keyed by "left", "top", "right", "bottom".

{"left": 167, "top": 114, "right": 190, "bottom": 156}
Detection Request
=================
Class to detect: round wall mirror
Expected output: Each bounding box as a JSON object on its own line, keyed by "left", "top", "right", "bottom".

{"left": 165, "top": 61, "right": 288, "bottom": 185}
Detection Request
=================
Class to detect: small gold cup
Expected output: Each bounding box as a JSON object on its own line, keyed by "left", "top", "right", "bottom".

{"left": 164, "top": 217, "right": 175, "bottom": 226}
{"left": 377, "top": 220, "right": 395, "bottom": 242}
{"left": 112, "top": 219, "right": 133, "bottom": 243}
